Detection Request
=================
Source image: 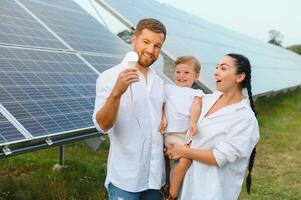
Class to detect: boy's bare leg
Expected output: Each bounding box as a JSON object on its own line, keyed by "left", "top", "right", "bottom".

{"left": 170, "top": 157, "right": 192, "bottom": 197}
{"left": 163, "top": 155, "right": 171, "bottom": 196}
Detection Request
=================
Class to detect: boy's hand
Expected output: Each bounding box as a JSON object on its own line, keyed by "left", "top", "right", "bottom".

{"left": 158, "top": 117, "right": 167, "bottom": 134}
{"left": 189, "top": 122, "right": 197, "bottom": 137}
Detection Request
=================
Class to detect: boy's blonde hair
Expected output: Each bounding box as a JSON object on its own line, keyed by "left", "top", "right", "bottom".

{"left": 175, "top": 56, "right": 201, "bottom": 74}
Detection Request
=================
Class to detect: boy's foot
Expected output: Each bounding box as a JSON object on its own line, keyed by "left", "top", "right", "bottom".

{"left": 166, "top": 195, "right": 177, "bottom": 200}
{"left": 161, "top": 183, "right": 170, "bottom": 198}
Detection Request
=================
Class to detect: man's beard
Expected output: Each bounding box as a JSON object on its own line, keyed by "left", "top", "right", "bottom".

{"left": 138, "top": 56, "right": 156, "bottom": 68}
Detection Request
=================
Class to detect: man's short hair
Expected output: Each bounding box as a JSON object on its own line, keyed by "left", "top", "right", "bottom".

{"left": 175, "top": 56, "right": 201, "bottom": 74}
{"left": 135, "top": 18, "right": 167, "bottom": 40}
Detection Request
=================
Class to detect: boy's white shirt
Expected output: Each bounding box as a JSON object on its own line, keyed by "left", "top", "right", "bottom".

{"left": 179, "top": 91, "right": 260, "bottom": 200}
{"left": 164, "top": 84, "right": 204, "bottom": 133}
{"left": 92, "top": 58, "right": 165, "bottom": 192}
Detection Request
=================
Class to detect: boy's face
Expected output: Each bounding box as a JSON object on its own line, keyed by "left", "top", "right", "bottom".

{"left": 173, "top": 64, "right": 199, "bottom": 87}
{"left": 131, "top": 29, "right": 164, "bottom": 69}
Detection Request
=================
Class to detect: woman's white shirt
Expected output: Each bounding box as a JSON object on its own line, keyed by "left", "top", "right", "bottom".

{"left": 179, "top": 91, "right": 259, "bottom": 200}
{"left": 164, "top": 84, "right": 204, "bottom": 132}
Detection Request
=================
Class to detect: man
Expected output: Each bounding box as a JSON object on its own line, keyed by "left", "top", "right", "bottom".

{"left": 93, "top": 18, "right": 167, "bottom": 199}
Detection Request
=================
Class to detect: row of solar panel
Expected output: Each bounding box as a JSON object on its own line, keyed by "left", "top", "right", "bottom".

{"left": 0, "top": 0, "right": 129, "bottom": 53}
{"left": 102, "top": 0, "right": 301, "bottom": 95}
{"left": 0, "top": 0, "right": 130, "bottom": 147}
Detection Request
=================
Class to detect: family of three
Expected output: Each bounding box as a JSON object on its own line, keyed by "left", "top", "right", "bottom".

{"left": 93, "top": 18, "right": 259, "bottom": 200}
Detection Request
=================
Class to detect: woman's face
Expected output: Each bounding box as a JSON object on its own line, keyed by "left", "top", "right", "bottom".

{"left": 215, "top": 56, "right": 244, "bottom": 93}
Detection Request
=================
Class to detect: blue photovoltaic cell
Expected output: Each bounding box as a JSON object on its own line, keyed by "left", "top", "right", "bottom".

{"left": 104, "top": 0, "right": 301, "bottom": 95}
{"left": 0, "top": 0, "right": 67, "bottom": 49}
{"left": 30, "top": 0, "right": 84, "bottom": 12}
{"left": 0, "top": 0, "right": 136, "bottom": 147}
{"left": 19, "top": 0, "right": 129, "bottom": 55}
{"left": 0, "top": 46, "right": 98, "bottom": 137}
{"left": 0, "top": 112, "right": 26, "bottom": 145}
{"left": 82, "top": 55, "right": 123, "bottom": 72}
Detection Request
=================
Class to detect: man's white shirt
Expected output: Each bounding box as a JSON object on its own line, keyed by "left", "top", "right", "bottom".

{"left": 93, "top": 58, "right": 165, "bottom": 192}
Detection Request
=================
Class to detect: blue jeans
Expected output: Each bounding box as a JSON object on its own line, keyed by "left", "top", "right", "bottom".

{"left": 108, "top": 183, "right": 162, "bottom": 200}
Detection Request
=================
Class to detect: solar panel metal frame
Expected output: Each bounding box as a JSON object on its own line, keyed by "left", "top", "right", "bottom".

{"left": 0, "top": 0, "right": 124, "bottom": 158}
{"left": 0, "top": 0, "right": 174, "bottom": 158}
{"left": 97, "top": 0, "right": 301, "bottom": 97}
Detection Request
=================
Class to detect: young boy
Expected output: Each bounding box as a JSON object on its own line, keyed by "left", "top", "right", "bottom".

{"left": 159, "top": 56, "right": 204, "bottom": 199}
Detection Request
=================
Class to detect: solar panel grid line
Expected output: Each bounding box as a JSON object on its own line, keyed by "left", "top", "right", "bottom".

{"left": 1, "top": 89, "right": 94, "bottom": 138}
{"left": 164, "top": 6, "right": 290, "bottom": 58}
{"left": 15, "top": 0, "right": 128, "bottom": 75}
{"left": 75, "top": 53, "right": 101, "bottom": 75}
{"left": 0, "top": 0, "right": 67, "bottom": 49}
{"left": 0, "top": 0, "right": 149, "bottom": 155}
{"left": 95, "top": 0, "right": 135, "bottom": 30}
{"left": 96, "top": 0, "right": 180, "bottom": 68}
{"left": 103, "top": 0, "right": 292, "bottom": 64}
{"left": 0, "top": 45, "right": 100, "bottom": 139}
{"left": 100, "top": 0, "right": 254, "bottom": 51}
{"left": 102, "top": 0, "right": 301, "bottom": 95}
{"left": 0, "top": 43, "right": 68, "bottom": 54}
{"left": 15, "top": 0, "right": 74, "bottom": 50}
{"left": 0, "top": 120, "right": 28, "bottom": 146}
{"left": 166, "top": 8, "right": 259, "bottom": 49}
{"left": 26, "top": 0, "right": 88, "bottom": 14}
{"left": 0, "top": 43, "right": 127, "bottom": 64}
{"left": 0, "top": 104, "right": 32, "bottom": 140}
{"left": 124, "top": 3, "right": 291, "bottom": 63}
{"left": 19, "top": 0, "right": 130, "bottom": 55}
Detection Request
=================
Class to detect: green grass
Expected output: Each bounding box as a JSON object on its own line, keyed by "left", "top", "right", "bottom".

{"left": 0, "top": 141, "right": 110, "bottom": 200}
{"left": 239, "top": 88, "right": 301, "bottom": 200}
{"left": 1, "top": 88, "right": 301, "bottom": 200}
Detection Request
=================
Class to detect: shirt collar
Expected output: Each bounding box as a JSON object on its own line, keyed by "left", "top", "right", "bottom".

{"left": 204, "top": 91, "right": 251, "bottom": 119}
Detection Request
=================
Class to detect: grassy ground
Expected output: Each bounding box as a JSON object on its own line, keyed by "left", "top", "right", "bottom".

{"left": 239, "top": 88, "right": 301, "bottom": 200}
{"left": 1, "top": 88, "right": 301, "bottom": 200}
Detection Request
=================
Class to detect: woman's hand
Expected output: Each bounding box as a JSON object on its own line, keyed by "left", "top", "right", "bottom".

{"left": 168, "top": 143, "right": 189, "bottom": 160}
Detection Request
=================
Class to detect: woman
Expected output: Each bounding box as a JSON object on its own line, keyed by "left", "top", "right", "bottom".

{"left": 167, "top": 54, "right": 259, "bottom": 200}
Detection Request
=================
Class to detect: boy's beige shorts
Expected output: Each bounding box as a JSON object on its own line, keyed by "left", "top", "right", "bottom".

{"left": 164, "top": 130, "right": 188, "bottom": 148}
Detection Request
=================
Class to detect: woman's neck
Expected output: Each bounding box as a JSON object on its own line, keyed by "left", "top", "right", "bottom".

{"left": 219, "top": 88, "right": 243, "bottom": 105}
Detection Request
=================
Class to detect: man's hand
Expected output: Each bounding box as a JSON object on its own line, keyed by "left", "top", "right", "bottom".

{"left": 112, "top": 68, "right": 139, "bottom": 97}
{"left": 95, "top": 68, "right": 139, "bottom": 132}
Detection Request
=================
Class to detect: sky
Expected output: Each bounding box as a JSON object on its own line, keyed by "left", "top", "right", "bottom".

{"left": 76, "top": 0, "right": 301, "bottom": 47}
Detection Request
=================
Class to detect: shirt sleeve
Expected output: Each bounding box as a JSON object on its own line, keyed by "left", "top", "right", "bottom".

{"left": 164, "top": 84, "right": 173, "bottom": 102}
{"left": 193, "top": 89, "right": 205, "bottom": 98}
{"left": 212, "top": 115, "right": 260, "bottom": 167}
{"left": 92, "top": 74, "right": 114, "bottom": 133}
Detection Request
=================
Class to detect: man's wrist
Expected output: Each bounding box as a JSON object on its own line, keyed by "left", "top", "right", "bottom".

{"left": 111, "top": 89, "right": 122, "bottom": 99}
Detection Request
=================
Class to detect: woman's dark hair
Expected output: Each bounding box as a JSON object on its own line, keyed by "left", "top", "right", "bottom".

{"left": 226, "top": 53, "right": 257, "bottom": 194}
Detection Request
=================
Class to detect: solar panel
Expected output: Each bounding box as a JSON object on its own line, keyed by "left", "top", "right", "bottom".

{"left": 1, "top": 0, "right": 171, "bottom": 157}
{"left": 0, "top": 0, "right": 67, "bottom": 49}
{"left": 28, "top": 0, "right": 84, "bottom": 12}
{"left": 82, "top": 55, "right": 123, "bottom": 72}
{"left": 101, "top": 0, "right": 301, "bottom": 95}
{"left": 0, "top": 46, "right": 97, "bottom": 138}
{"left": 0, "top": 111, "right": 27, "bottom": 145}
{"left": 19, "top": 0, "right": 129, "bottom": 54}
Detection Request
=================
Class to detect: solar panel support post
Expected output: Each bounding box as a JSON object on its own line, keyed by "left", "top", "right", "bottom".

{"left": 59, "top": 145, "right": 65, "bottom": 166}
